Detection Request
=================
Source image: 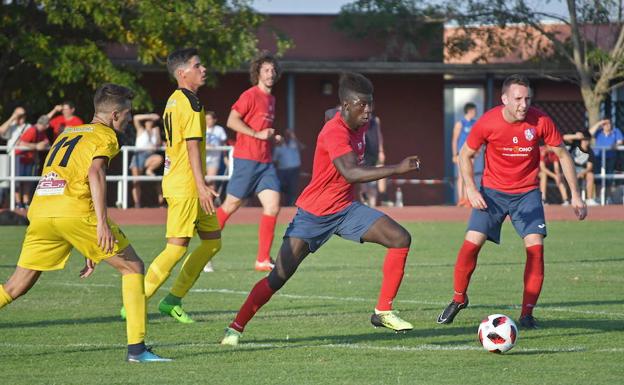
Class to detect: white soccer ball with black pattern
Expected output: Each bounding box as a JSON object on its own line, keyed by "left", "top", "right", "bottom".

{"left": 477, "top": 314, "right": 518, "bottom": 353}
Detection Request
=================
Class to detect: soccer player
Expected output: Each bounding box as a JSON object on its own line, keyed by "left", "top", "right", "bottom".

{"left": 0, "top": 83, "right": 170, "bottom": 362}
{"left": 216, "top": 52, "right": 282, "bottom": 272}
{"left": 221, "top": 72, "right": 421, "bottom": 345}
{"left": 436, "top": 75, "right": 587, "bottom": 329}
{"left": 138, "top": 48, "right": 221, "bottom": 323}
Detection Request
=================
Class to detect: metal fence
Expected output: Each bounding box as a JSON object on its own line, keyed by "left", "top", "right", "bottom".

{"left": 0, "top": 145, "right": 233, "bottom": 210}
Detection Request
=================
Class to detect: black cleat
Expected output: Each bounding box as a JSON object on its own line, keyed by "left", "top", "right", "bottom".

{"left": 519, "top": 314, "right": 539, "bottom": 329}
{"left": 436, "top": 297, "right": 469, "bottom": 324}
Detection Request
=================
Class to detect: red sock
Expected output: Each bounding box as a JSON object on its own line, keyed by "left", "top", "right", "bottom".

{"left": 521, "top": 244, "right": 544, "bottom": 317}
{"left": 453, "top": 240, "right": 482, "bottom": 303}
{"left": 230, "top": 277, "right": 275, "bottom": 332}
{"left": 257, "top": 214, "right": 277, "bottom": 263}
{"left": 216, "top": 207, "right": 230, "bottom": 229}
{"left": 376, "top": 247, "right": 409, "bottom": 311}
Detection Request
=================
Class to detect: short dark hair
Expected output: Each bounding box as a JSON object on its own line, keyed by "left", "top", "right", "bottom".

{"left": 167, "top": 48, "right": 199, "bottom": 78}
{"left": 205, "top": 111, "right": 217, "bottom": 119}
{"left": 502, "top": 74, "right": 530, "bottom": 94}
{"left": 249, "top": 51, "right": 281, "bottom": 85}
{"left": 464, "top": 102, "right": 477, "bottom": 114}
{"left": 338, "top": 72, "right": 374, "bottom": 102}
{"left": 62, "top": 101, "right": 76, "bottom": 109}
{"left": 93, "top": 83, "right": 134, "bottom": 113}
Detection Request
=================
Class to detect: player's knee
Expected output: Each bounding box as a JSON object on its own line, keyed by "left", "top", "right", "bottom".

{"left": 391, "top": 228, "right": 411, "bottom": 248}
{"left": 267, "top": 270, "right": 287, "bottom": 291}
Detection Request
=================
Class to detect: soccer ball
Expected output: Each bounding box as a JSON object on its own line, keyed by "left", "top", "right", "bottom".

{"left": 477, "top": 314, "right": 518, "bottom": 353}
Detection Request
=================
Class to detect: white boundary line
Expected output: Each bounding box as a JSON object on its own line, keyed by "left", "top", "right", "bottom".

{"left": 0, "top": 341, "right": 622, "bottom": 354}
{"left": 46, "top": 282, "right": 624, "bottom": 318}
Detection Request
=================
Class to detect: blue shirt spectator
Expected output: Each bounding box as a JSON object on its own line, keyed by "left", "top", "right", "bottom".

{"left": 589, "top": 119, "right": 623, "bottom": 159}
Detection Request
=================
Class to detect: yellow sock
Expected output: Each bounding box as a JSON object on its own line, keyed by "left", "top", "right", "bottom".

{"left": 0, "top": 285, "right": 13, "bottom": 309}
{"left": 170, "top": 239, "right": 221, "bottom": 298}
{"left": 122, "top": 274, "right": 146, "bottom": 345}
{"left": 144, "top": 244, "right": 187, "bottom": 300}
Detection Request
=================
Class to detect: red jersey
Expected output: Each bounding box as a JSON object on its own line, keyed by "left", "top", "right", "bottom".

{"left": 540, "top": 146, "right": 559, "bottom": 165}
{"left": 231, "top": 86, "right": 275, "bottom": 163}
{"left": 296, "top": 112, "right": 367, "bottom": 216}
{"left": 16, "top": 126, "right": 49, "bottom": 164}
{"left": 466, "top": 105, "right": 562, "bottom": 194}
{"left": 50, "top": 115, "right": 84, "bottom": 138}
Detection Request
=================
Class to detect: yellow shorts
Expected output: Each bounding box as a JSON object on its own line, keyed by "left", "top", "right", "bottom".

{"left": 165, "top": 197, "right": 220, "bottom": 238}
{"left": 17, "top": 216, "right": 130, "bottom": 271}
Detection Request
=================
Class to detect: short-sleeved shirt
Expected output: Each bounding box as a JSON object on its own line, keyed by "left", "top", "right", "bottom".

{"left": 28, "top": 123, "right": 119, "bottom": 218}
{"left": 1, "top": 122, "right": 29, "bottom": 149}
{"left": 457, "top": 117, "right": 476, "bottom": 153}
{"left": 16, "top": 126, "right": 49, "bottom": 164}
{"left": 50, "top": 115, "right": 84, "bottom": 138}
{"left": 273, "top": 140, "right": 301, "bottom": 170}
{"left": 466, "top": 105, "right": 562, "bottom": 194}
{"left": 231, "top": 86, "right": 275, "bottom": 163}
{"left": 162, "top": 88, "right": 206, "bottom": 198}
{"left": 206, "top": 124, "right": 227, "bottom": 161}
{"left": 593, "top": 127, "right": 624, "bottom": 158}
{"left": 296, "top": 112, "right": 367, "bottom": 216}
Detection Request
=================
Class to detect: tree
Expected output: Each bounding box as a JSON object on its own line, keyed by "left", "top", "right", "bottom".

{"left": 0, "top": 0, "right": 285, "bottom": 119}
{"left": 334, "top": 0, "right": 444, "bottom": 61}
{"left": 445, "top": 0, "right": 624, "bottom": 126}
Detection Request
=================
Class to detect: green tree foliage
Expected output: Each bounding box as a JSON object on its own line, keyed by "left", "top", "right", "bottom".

{"left": 0, "top": 0, "right": 270, "bottom": 119}
{"left": 334, "top": 0, "right": 444, "bottom": 61}
{"left": 445, "top": 0, "right": 624, "bottom": 125}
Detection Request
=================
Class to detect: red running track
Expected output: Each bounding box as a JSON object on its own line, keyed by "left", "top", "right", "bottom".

{"left": 103, "top": 205, "right": 624, "bottom": 226}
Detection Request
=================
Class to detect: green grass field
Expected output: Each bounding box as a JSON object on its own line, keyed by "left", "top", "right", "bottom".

{"left": 0, "top": 220, "right": 623, "bottom": 385}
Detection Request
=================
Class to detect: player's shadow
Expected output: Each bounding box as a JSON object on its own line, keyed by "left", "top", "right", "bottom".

{"left": 0, "top": 309, "right": 233, "bottom": 329}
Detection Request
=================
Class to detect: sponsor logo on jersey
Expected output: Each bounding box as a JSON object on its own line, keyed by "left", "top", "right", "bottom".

{"left": 62, "top": 126, "right": 94, "bottom": 134}
{"left": 524, "top": 128, "right": 536, "bottom": 141}
{"left": 35, "top": 172, "right": 67, "bottom": 196}
{"left": 164, "top": 156, "right": 171, "bottom": 175}
{"left": 166, "top": 99, "right": 177, "bottom": 108}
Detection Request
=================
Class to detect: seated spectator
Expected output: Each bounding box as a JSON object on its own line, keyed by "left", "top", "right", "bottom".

{"left": 539, "top": 145, "right": 569, "bottom": 205}
{"left": 205, "top": 111, "right": 227, "bottom": 189}
{"left": 273, "top": 128, "right": 304, "bottom": 206}
{"left": 15, "top": 116, "right": 50, "bottom": 209}
{"left": 564, "top": 131, "right": 598, "bottom": 206}
{"left": 130, "top": 113, "right": 164, "bottom": 208}
{"left": 47, "top": 101, "right": 84, "bottom": 139}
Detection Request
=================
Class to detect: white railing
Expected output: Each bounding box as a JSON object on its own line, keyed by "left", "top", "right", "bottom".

{"left": 0, "top": 145, "right": 233, "bottom": 210}
{"left": 594, "top": 145, "right": 624, "bottom": 205}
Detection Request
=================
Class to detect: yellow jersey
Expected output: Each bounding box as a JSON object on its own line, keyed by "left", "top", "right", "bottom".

{"left": 28, "top": 123, "right": 120, "bottom": 218}
{"left": 162, "top": 88, "right": 206, "bottom": 198}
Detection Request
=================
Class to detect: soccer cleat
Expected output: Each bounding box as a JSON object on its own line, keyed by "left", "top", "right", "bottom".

{"left": 254, "top": 259, "right": 275, "bottom": 272}
{"left": 120, "top": 306, "right": 126, "bottom": 320}
{"left": 220, "top": 327, "right": 242, "bottom": 346}
{"left": 437, "top": 297, "right": 469, "bottom": 324}
{"left": 519, "top": 314, "right": 539, "bottom": 329}
{"left": 203, "top": 260, "right": 215, "bottom": 273}
{"left": 158, "top": 299, "right": 195, "bottom": 323}
{"left": 370, "top": 309, "right": 413, "bottom": 332}
{"left": 127, "top": 347, "right": 172, "bottom": 363}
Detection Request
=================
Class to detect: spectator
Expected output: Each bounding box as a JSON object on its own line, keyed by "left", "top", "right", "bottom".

{"left": 539, "top": 145, "right": 570, "bottom": 205}
{"left": 452, "top": 103, "right": 478, "bottom": 207}
{"left": 359, "top": 114, "right": 384, "bottom": 207}
{"left": 130, "top": 113, "right": 164, "bottom": 208}
{"left": 564, "top": 131, "right": 598, "bottom": 206}
{"left": 273, "top": 128, "right": 304, "bottom": 206}
{"left": 589, "top": 118, "right": 623, "bottom": 200}
{"left": 205, "top": 111, "right": 228, "bottom": 190}
{"left": 589, "top": 118, "right": 623, "bottom": 174}
{"left": 47, "top": 101, "right": 83, "bottom": 139}
{"left": 0, "top": 107, "right": 30, "bottom": 207}
{"left": 0, "top": 107, "right": 29, "bottom": 149}
{"left": 15, "top": 115, "right": 50, "bottom": 209}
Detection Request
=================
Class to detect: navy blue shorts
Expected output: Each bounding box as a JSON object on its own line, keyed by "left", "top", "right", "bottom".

{"left": 467, "top": 187, "right": 546, "bottom": 244}
{"left": 226, "top": 158, "right": 280, "bottom": 199}
{"left": 284, "top": 202, "right": 385, "bottom": 253}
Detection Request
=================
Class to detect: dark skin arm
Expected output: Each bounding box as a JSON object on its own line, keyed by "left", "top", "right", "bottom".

{"left": 333, "top": 151, "right": 420, "bottom": 184}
